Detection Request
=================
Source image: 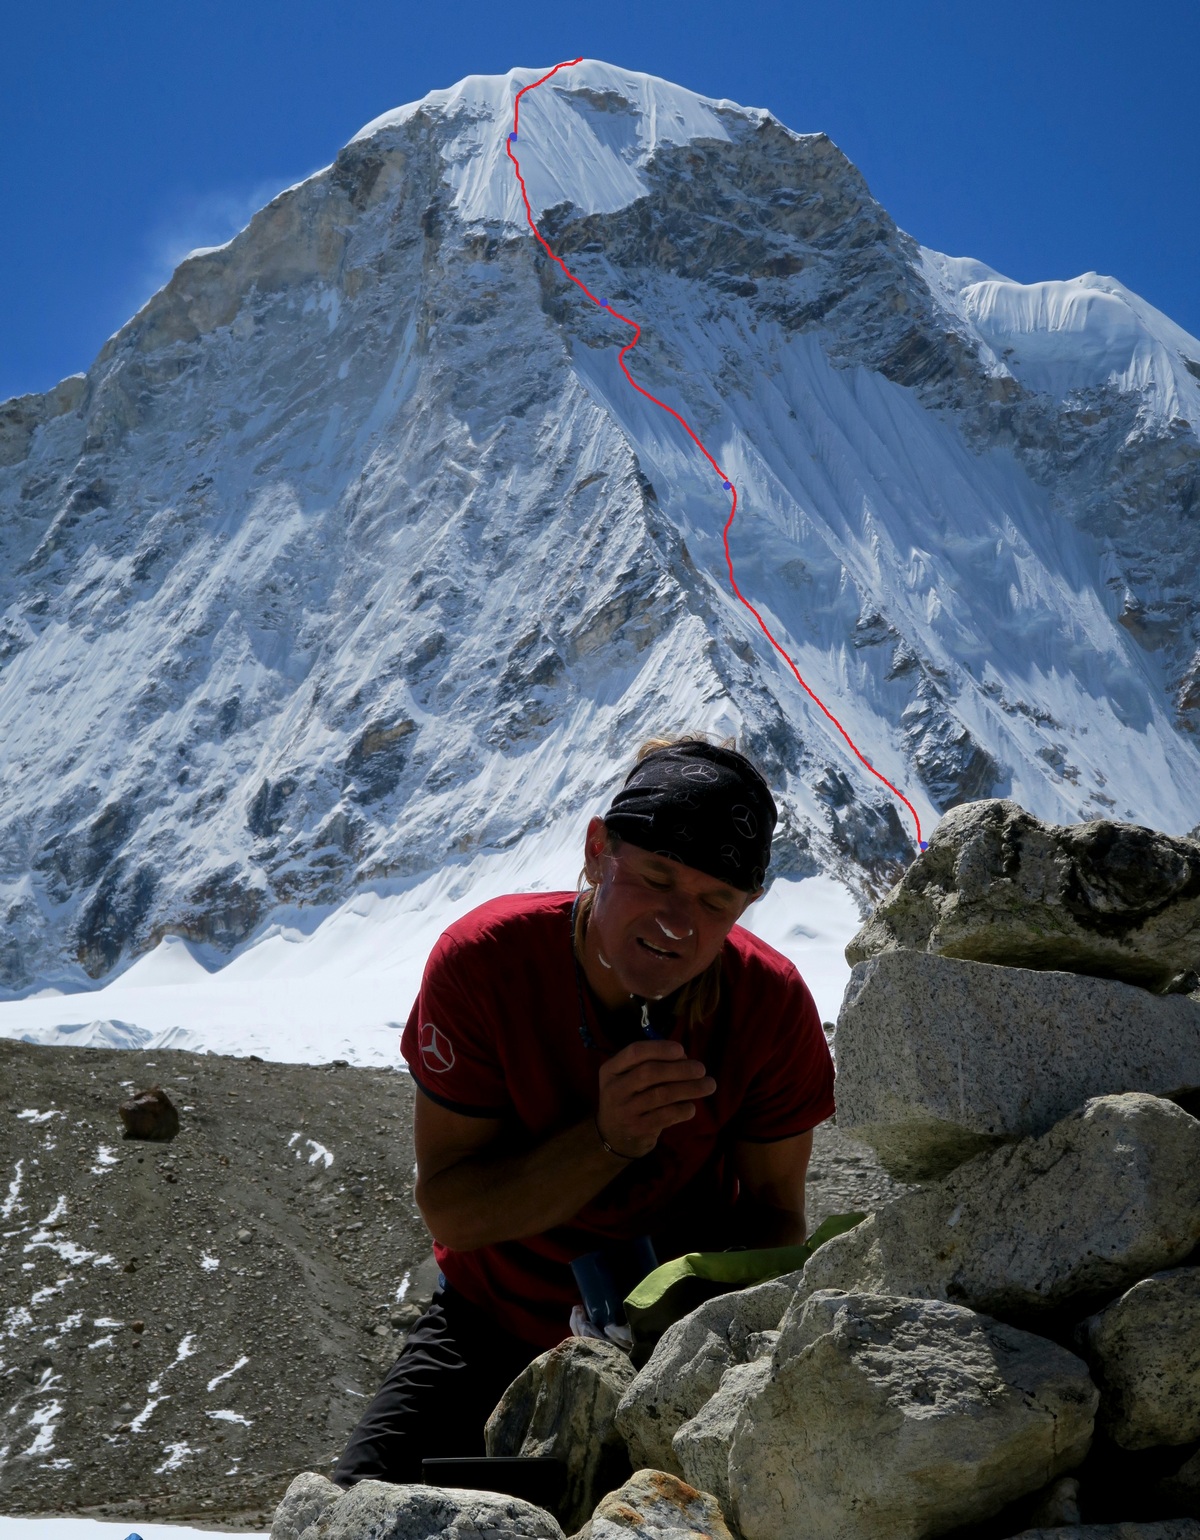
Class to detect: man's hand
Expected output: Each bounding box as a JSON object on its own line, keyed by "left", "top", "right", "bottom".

{"left": 413, "top": 1041, "right": 717, "bottom": 1250}
{"left": 596, "top": 1039, "right": 716, "bottom": 1159}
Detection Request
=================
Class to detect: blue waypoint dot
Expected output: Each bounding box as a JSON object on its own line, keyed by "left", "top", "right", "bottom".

{"left": 508, "top": 132, "right": 517, "bottom": 142}
{"left": 722, "top": 480, "right": 732, "bottom": 490}
{"left": 599, "top": 298, "right": 609, "bottom": 307}
{"left": 919, "top": 840, "right": 929, "bottom": 851}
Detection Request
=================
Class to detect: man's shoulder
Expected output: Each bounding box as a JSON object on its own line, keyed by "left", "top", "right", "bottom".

{"left": 724, "top": 921, "right": 801, "bottom": 981}
{"left": 722, "top": 923, "right": 816, "bottom": 1011}
{"left": 439, "top": 890, "right": 575, "bottom": 955}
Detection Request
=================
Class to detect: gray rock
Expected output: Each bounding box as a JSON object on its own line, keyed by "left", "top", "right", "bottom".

{"left": 847, "top": 799, "right": 1200, "bottom": 992}
{"left": 1026, "top": 1475, "right": 1082, "bottom": 1528}
{"left": 834, "top": 950, "right": 1200, "bottom": 1178}
{"left": 1082, "top": 1266, "right": 1200, "bottom": 1449}
{"left": 1007, "top": 1527, "right": 1200, "bottom": 1539}
{"left": 487, "top": 1337, "right": 637, "bottom": 1533}
{"left": 726, "top": 1290, "right": 1098, "bottom": 1540}
{"left": 797, "top": 1094, "right": 1200, "bottom": 1319}
{"left": 614, "top": 1274, "right": 801, "bottom": 1475}
{"left": 672, "top": 1359, "right": 771, "bottom": 1515}
{"left": 272, "top": 1470, "right": 341, "bottom": 1540}
{"left": 575, "top": 1469, "right": 734, "bottom": 1540}
{"left": 271, "top": 1476, "right": 565, "bottom": 1540}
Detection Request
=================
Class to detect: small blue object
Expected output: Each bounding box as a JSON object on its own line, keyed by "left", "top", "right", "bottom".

{"left": 599, "top": 297, "right": 609, "bottom": 307}
{"left": 124, "top": 1533, "right": 145, "bottom": 1540}
{"left": 722, "top": 480, "right": 732, "bottom": 490}
{"left": 919, "top": 840, "right": 929, "bottom": 851}
{"left": 508, "top": 132, "right": 517, "bottom": 141}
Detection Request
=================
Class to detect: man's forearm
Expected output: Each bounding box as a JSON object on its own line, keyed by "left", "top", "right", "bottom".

{"left": 416, "top": 1118, "right": 629, "bottom": 1251}
{"left": 732, "top": 1194, "right": 807, "bottom": 1249}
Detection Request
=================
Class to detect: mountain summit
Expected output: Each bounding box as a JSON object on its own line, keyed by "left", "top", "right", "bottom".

{"left": 2, "top": 60, "right": 1198, "bottom": 994}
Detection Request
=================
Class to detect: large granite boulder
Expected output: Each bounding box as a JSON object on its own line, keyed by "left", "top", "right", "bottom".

{"left": 798, "top": 1094, "right": 1200, "bottom": 1320}
{"left": 1081, "top": 1267, "right": 1200, "bottom": 1449}
{"left": 725, "top": 1290, "right": 1097, "bottom": 1540}
{"left": 270, "top": 1473, "right": 565, "bottom": 1540}
{"left": 834, "top": 950, "right": 1200, "bottom": 1178}
{"left": 614, "top": 1273, "right": 800, "bottom": 1475}
{"left": 486, "top": 1337, "right": 637, "bottom": 1533}
{"left": 272, "top": 1471, "right": 342, "bottom": 1539}
{"left": 672, "top": 1359, "right": 772, "bottom": 1515}
{"left": 575, "top": 1469, "right": 735, "bottom": 1540}
{"left": 846, "top": 800, "right": 1200, "bottom": 992}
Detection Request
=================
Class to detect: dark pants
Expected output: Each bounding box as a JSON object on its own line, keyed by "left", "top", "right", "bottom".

{"left": 333, "top": 1284, "right": 542, "bottom": 1487}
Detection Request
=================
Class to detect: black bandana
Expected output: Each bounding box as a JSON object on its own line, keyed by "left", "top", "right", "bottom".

{"left": 603, "top": 742, "right": 777, "bottom": 892}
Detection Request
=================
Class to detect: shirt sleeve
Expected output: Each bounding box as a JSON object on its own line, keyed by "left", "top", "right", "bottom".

{"left": 731, "top": 965, "right": 835, "bottom": 1142}
{"left": 400, "top": 934, "right": 512, "bottom": 1118}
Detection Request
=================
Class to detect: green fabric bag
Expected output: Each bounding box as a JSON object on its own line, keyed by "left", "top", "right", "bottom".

{"left": 622, "top": 1212, "right": 867, "bottom": 1366}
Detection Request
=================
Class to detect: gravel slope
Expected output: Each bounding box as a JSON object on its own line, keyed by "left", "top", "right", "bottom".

{"left": 0, "top": 1040, "right": 907, "bottom": 1528}
{"left": 0, "top": 1042, "right": 430, "bottom": 1528}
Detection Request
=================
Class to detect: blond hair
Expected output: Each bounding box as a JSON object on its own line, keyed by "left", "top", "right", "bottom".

{"left": 573, "top": 732, "right": 749, "bottom": 1029}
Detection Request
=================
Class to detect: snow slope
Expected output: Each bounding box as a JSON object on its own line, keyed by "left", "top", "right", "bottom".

{"left": 1, "top": 59, "right": 1198, "bottom": 1040}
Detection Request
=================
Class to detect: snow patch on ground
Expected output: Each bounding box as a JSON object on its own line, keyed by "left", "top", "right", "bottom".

{"left": 2, "top": 1160, "right": 24, "bottom": 1220}
{"left": 154, "top": 1440, "right": 197, "bottom": 1474}
{"left": 20, "top": 1395, "right": 63, "bottom": 1457}
{"left": 206, "top": 1354, "right": 249, "bottom": 1393}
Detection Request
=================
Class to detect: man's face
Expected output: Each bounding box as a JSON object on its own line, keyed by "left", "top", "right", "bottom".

{"left": 583, "top": 817, "right": 758, "bottom": 1001}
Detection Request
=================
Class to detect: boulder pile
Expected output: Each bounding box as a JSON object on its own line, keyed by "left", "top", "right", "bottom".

{"left": 271, "top": 803, "right": 1200, "bottom": 1540}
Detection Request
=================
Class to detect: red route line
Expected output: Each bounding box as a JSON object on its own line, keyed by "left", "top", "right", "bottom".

{"left": 506, "top": 59, "right": 925, "bottom": 851}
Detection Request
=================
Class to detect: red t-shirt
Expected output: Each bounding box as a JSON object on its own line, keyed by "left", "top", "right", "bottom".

{"left": 399, "top": 891, "right": 834, "bottom": 1348}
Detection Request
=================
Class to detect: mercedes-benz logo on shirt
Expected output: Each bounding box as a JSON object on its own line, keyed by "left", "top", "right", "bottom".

{"left": 419, "top": 1022, "right": 456, "bottom": 1074}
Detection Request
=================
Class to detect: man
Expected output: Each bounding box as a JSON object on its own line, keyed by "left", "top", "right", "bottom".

{"left": 334, "top": 736, "right": 834, "bottom": 1486}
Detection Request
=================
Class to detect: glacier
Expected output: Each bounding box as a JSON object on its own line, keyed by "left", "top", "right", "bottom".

{"left": 0, "top": 60, "right": 1197, "bottom": 1057}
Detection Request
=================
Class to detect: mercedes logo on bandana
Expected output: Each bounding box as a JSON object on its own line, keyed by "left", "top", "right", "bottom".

{"left": 603, "top": 741, "right": 778, "bottom": 894}
{"left": 419, "top": 1022, "right": 456, "bottom": 1074}
{"left": 730, "top": 804, "right": 758, "bottom": 838}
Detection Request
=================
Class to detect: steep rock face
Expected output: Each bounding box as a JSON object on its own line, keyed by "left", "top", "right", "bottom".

{"left": 2, "top": 61, "right": 1199, "bottom": 991}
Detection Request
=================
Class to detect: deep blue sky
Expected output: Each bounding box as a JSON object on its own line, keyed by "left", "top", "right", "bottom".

{"left": 3, "top": 0, "right": 1197, "bottom": 403}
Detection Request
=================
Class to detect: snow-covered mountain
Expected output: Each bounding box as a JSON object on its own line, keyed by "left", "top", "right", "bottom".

{"left": 2, "top": 59, "right": 1199, "bottom": 999}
